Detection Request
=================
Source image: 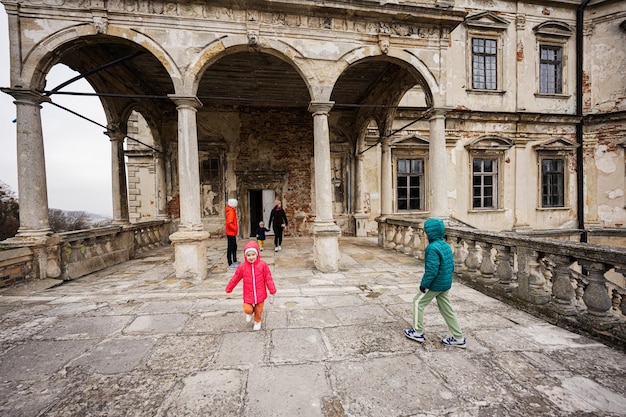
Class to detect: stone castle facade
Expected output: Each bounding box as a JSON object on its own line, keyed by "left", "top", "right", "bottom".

{"left": 2, "top": 0, "right": 625, "bottom": 278}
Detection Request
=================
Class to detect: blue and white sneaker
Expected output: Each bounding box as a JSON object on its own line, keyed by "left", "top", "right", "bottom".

{"left": 441, "top": 336, "right": 467, "bottom": 348}
{"left": 404, "top": 329, "right": 425, "bottom": 342}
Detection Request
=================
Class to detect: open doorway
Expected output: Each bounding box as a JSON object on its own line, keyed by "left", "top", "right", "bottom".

{"left": 249, "top": 189, "right": 276, "bottom": 237}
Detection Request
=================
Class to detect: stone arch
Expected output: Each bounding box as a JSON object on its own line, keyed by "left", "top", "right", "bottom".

{"left": 337, "top": 46, "right": 439, "bottom": 106}
{"left": 19, "top": 24, "right": 182, "bottom": 91}
{"left": 188, "top": 36, "right": 315, "bottom": 101}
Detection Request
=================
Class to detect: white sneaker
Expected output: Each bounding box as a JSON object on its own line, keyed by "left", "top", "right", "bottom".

{"left": 275, "top": 247, "right": 279, "bottom": 252}
{"left": 278, "top": 246, "right": 281, "bottom": 251}
{"left": 245, "top": 314, "right": 253, "bottom": 323}
{"left": 253, "top": 321, "right": 262, "bottom": 331}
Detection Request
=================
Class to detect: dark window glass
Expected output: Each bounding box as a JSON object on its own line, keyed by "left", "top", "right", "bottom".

{"left": 472, "top": 158, "right": 497, "bottom": 209}
{"left": 541, "top": 158, "right": 565, "bottom": 207}
{"left": 472, "top": 38, "right": 497, "bottom": 90}
{"left": 539, "top": 45, "right": 563, "bottom": 94}
{"left": 397, "top": 158, "right": 424, "bottom": 211}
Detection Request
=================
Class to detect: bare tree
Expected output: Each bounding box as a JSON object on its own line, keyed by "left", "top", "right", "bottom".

{"left": 48, "top": 209, "right": 89, "bottom": 232}
{"left": 0, "top": 181, "right": 19, "bottom": 240}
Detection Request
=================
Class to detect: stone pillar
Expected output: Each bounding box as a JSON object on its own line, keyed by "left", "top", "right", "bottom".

{"left": 353, "top": 152, "right": 368, "bottom": 236}
{"left": 380, "top": 137, "right": 393, "bottom": 216}
{"left": 513, "top": 141, "right": 531, "bottom": 230}
{"left": 309, "top": 101, "right": 341, "bottom": 273}
{"left": 4, "top": 89, "right": 51, "bottom": 237}
{"left": 155, "top": 151, "right": 168, "bottom": 219}
{"left": 0, "top": 89, "right": 53, "bottom": 279}
{"left": 429, "top": 110, "right": 447, "bottom": 218}
{"left": 168, "top": 95, "right": 209, "bottom": 280}
{"left": 106, "top": 129, "right": 130, "bottom": 225}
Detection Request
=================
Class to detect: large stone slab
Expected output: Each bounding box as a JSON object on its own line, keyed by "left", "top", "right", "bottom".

{"left": 247, "top": 364, "right": 331, "bottom": 417}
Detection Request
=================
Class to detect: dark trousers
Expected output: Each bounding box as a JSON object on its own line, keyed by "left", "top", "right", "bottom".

{"left": 273, "top": 228, "right": 283, "bottom": 247}
{"left": 227, "top": 235, "right": 237, "bottom": 265}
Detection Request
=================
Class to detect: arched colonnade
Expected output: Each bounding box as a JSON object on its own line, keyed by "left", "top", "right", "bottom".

{"left": 2, "top": 4, "right": 463, "bottom": 279}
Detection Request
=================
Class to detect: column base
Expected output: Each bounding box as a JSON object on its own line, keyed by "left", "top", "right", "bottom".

{"left": 354, "top": 212, "right": 369, "bottom": 237}
{"left": 169, "top": 230, "right": 210, "bottom": 280}
{"left": 312, "top": 221, "right": 341, "bottom": 273}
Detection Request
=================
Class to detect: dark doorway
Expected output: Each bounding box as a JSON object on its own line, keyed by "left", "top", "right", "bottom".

{"left": 249, "top": 189, "right": 263, "bottom": 237}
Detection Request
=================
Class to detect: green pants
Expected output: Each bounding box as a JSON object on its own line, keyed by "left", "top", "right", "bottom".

{"left": 412, "top": 289, "right": 463, "bottom": 339}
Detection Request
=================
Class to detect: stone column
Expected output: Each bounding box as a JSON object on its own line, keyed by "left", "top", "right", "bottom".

{"left": 380, "top": 137, "right": 393, "bottom": 216}
{"left": 4, "top": 89, "right": 51, "bottom": 236}
{"left": 168, "top": 95, "right": 209, "bottom": 280}
{"left": 1, "top": 89, "right": 53, "bottom": 280}
{"left": 155, "top": 151, "right": 168, "bottom": 219}
{"left": 429, "top": 109, "right": 447, "bottom": 218}
{"left": 309, "top": 101, "right": 341, "bottom": 273}
{"left": 353, "top": 152, "right": 368, "bottom": 237}
{"left": 106, "top": 129, "right": 130, "bottom": 225}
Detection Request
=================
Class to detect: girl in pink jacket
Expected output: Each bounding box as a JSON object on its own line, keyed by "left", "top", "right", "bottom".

{"left": 225, "top": 240, "right": 277, "bottom": 330}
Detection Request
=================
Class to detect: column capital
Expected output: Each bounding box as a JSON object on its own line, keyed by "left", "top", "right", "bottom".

{"left": 308, "top": 101, "right": 334, "bottom": 115}
{"left": 1, "top": 88, "right": 50, "bottom": 105}
{"left": 104, "top": 126, "right": 126, "bottom": 142}
{"left": 168, "top": 95, "right": 203, "bottom": 109}
{"left": 429, "top": 107, "right": 450, "bottom": 119}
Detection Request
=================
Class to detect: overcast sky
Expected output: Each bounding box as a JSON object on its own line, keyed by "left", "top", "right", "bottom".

{"left": 0, "top": 7, "right": 113, "bottom": 217}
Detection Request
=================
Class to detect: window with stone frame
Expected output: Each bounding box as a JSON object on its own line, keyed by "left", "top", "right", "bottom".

{"left": 533, "top": 21, "right": 573, "bottom": 97}
{"left": 397, "top": 158, "right": 425, "bottom": 211}
{"left": 533, "top": 137, "right": 577, "bottom": 209}
{"left": 540, "top": 157, "right": 565, "bottom": 207}
{"left": 472, "top": 157, "right": 498, "bottom": 209}
{"left": 472, "top": 38, "right": 498, "bottom": 90}
{"left": 466, "top": 136, "right": 513, "bottom": 211}
{"left": 539, "top": 45, "right": 563, "bottom": 94}
{"left": 464, "top": 12, "right": 509, "bottom": 94}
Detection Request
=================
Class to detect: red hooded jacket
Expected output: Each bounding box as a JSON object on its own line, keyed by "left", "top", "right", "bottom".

{"left": 225, "top": 240, "right": 276, "bottom": 304}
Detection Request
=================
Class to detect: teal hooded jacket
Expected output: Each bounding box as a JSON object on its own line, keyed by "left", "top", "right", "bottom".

{"left": 420, "top": 218, "right": 455, "bottom": 292}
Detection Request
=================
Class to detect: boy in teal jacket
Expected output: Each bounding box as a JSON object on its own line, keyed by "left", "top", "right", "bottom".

{"left": 404, "top": 217, "right": 466, "bottom": 348}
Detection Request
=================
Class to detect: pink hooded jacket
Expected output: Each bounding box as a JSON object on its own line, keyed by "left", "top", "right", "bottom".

{"left": 225, "top": 240, "right": 276, "bottom": 304}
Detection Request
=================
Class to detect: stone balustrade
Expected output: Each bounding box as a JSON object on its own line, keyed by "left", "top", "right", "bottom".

{"left": 0, "top": 220, "right": 172, "bottom": 286}
{"left": 378, "top": 217, "right": 626, "bottom": 350}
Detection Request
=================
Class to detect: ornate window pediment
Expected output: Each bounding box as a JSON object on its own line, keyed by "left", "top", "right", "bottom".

{"left": 465, "top": 136, "right": 513, "bottom": 151}
{"left": 533, "top": 21, "right": 573, "bottom": 38}
{"left": 465, "top": 12, "right": 510, "bottom": 31}
{"left": 533, "top": 137, "right": 578, "bottom": 152}
{"left": 392, "top": 134, "right": 429, "bottom": 149}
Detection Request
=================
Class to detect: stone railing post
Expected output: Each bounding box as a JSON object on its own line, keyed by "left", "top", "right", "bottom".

{"left": 549, "top": 254, "right": 577, "bottom": 315}
{"left": 580, "top": 261, "right": 616, "bottom": 330}
{"left": 477, "top": 241, "right": 497, "bottom": 284}
{"left": 494, "top": 244, "right": 514, "bottom": 293}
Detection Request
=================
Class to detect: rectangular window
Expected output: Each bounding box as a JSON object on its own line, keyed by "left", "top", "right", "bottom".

{"left": 472, "top": 38, "right": 497, "bottom": 90}
{"left": 541, "top": 158, "right": 564, "bottom": 207}
{"left": 539, "top": 45, "right": 563, "bottom": 94}
{"left": 201, "top": 158, "right": 219, "bottom": 184}
{"left": 472, "top": 158, "right": 497, "bottom": 209}
{"left": 397, "top": 158, "right": 424, "bottom": 211}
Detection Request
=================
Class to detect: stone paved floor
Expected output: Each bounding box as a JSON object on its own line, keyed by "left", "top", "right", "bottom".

{"left": 1, "top": 237, "right": 625, "bottom": 417}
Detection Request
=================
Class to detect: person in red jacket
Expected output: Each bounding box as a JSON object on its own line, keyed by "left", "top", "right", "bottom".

{"left": 225, "top": 240, "right": 277, "bottom": 330}
{"left": 225, "top": 198, "right": 239, "bottom": 268}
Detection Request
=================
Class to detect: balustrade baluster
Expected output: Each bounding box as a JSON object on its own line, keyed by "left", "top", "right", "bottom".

{"left": 69, "top": 240, "right": 83, "bottom": 263}
{"left": 394, "top": 225, "right": 404, "bottom": 252}
{"left": 549, "top": 254, "right": 577, "bottom": 315}
{"left": 453, "top": 237, "right": 467, "bottom": 273}
{"left": 494, "top": 244, "right": 514, "bottom": 293}
{"left": 477, "top": 242, "right": 497, "bottom": 285}
{"left": 402, "top": 226, "right": 413, "bottom": 255}
{"left": 462, "top": 239, "right": 481, "bottom": 281}
{"left": 580, "top": 261, "right": 617, "bottom": 330}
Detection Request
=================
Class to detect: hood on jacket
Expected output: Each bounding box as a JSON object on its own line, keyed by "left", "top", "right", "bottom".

{"left": 424, "top": 217, "right": 445, "bottom": 242}
{"left": 227, "top": 199, "right": 238, "bottom": 208}
{"left": 243, "top": 240, "right": 261, "bottom": 263}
